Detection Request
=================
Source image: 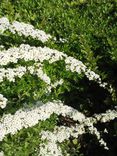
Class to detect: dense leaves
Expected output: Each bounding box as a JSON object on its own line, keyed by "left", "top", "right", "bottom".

{"left": 0, "top": 0, "right": 117, "bottom": 156}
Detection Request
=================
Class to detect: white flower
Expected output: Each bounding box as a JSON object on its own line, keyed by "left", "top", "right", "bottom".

{"left": 0, "top": 17, "right": 10, "bottom": 33}
{"left": 51, "top": 79, "right": 64, "bottom": 88}
{"left": 0, "top": 124, "right": 6, "bottom": 141}
{"left": 0, "top": 151, "right": 4, "bottom": 156}
{"left": 0, "top": 17, "right": 51, "bottom": 42}
{"left": 0, "top": 94, "right": 7, "bottom": 109}
{"left": 0, "top": 43, "right": 111, "bottom": 93}
{"left": 0, "top": 100, "right": 86, "bottom": 141}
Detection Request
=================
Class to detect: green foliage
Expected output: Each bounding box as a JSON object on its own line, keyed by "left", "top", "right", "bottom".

{"left": 0, "top": 0, "right": 117, "bottom": 155}
{"left": 60, "top": 138, "right": 84, "bottom": 156}
{"left": 0, "top": 114, "right": 58, "bottom": 156}
{"left": 0, "top": 73, "right": 49, "bottom": 115}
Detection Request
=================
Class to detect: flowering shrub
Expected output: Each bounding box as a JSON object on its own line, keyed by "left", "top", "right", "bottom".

{"left": 0, "top": 1, "right": 117, "bottom": 156}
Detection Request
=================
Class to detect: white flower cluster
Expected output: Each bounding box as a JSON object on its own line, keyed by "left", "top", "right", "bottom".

{"left": 65, "top": 56, "right": 86, "bottom": 74}
{"left": 65, "top": 56, "right": 108, "bottom": 89}
{"left": 0, "top": 44, "right": 66, "bottom": 66}
{"left": 0, "top": 16, "right": 113, "bottom": 92}
{"left": 0, "top": 63, "right": 64, "bottom": 94}
{"left": 0, "top": 151, "right": 4, "bottom": 156}
{"left": 85, "top": 122, "right": 108, "bottom": 150}
{"left": 39, "top": 141, "right": 63, "bottom": 156}
{"left": 39, "top": 125, "right": 85, "bottom": 156}
{"left": 94, "top": 109, "right": 117, "bottom": 123}
{"left": 0, "top": 100, "right": 116, "bottom": 152}
{"left": 50, "top": 79, "right": 64, "bottom": 88}
{"left": 0, "top": 44, "right": 109, "bottom": 91}
{"left": 0, "top": 101, "right": 86, "bottom": 141}
{"left": 39, "top": 118, "right": 109, "bottom": 156}
{"left": 47, "top": 79, "right": 64, "bottom": 93}
{"left": 40, "top": 109, "right": 116, "bottom": 156}
{"left": 0, "top": 17, "right": 9, "bottom": 33}
{"left": 0, "top": 17, "right": 51, "bottom": 42}
{"left": 39, "top": 107, "right": 117, "bottom": 155}
{"left": 0, "top": 94, "right": 7, "bottom": 109}
{"left": 0, "top": 66, "right": 27, "bottom": 82}
{"left": 0, "top": 63, "right": 47, "bottom": 83}
{"left": 0, "top": 16, "right": 116, "bottom": 155}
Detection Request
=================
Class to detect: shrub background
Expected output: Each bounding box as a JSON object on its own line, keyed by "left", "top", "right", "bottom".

{"left": 0, "top": 0, "right": 117, "bottom": 156}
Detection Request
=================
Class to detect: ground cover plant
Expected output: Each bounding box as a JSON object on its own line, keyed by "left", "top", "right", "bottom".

{"left": 0, "top": 0, "right": 117, "bottom": 156}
